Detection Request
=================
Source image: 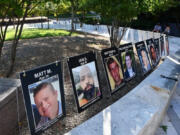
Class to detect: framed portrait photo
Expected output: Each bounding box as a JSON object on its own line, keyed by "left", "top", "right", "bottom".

{"left": 101, "top": 47, "right": 125, "bottom": 94}
{"left": 160, "top": 35, "right": 165, "bottom": 57}
{"left": 153, "top": 38, "right": 161, "bottom": 63}
{"left": 135, "top": 41, "right": 152, "bottom": 75}
{"left": 20, "top": 62, "right": 65, "bottom": 135}
{"left": 146, "top": 38, "right": 158, "bottom": 67}
{"left": 118, "top": 43, "right": 136, "bottom": 81}
{"left": 165, "top": 35, "right": 170, "bottom": 56}
{"left": 67, "top": 51, "right": 102, "bottom": 113}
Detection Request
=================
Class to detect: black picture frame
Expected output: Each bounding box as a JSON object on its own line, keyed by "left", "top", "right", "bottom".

{"left": 118, "top": 43, "right": 136, "bottom": 81}
{"left": 160, "top": 35, "right": 165, "bottom": 57}
{"left": 19, "top": 61, "right": 65, "bottom": 135}
{"left": 165, "top": 35, "right": 169, "bottom": 56}
{"left": 67, "top": 51, "right": 102, "bottom": 113}
{"left": 146, "top": 38, "right": 158, "bottom": 67}
{"left": 153, "top": 38, "right": 161, "bottom": 63}
{"left": 135, "top": 41, "right": 152, "bottom": 75}
{"left": 101, "top": 47, "right": 125, "bottom": 94}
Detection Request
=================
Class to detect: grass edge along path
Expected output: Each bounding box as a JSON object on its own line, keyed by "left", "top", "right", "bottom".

{"left": 5, "top": 28, "right": 79, "bottom": 41}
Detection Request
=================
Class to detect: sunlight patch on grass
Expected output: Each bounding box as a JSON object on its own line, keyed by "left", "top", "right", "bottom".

{"left": 5, "top": 28, "right": 78, "bottom": 41}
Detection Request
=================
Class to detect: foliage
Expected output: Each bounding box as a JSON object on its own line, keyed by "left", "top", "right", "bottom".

{"left": 30, "top": 0, "right": 71, "bottom": 18}
{"left": 135, "top": 0, "right": 180, "bottom": 30}
{"left": 89, "top": 0, "right": 138, "bottom": 24}
{"left": 79, "top": 17, "right": 99, "bottom": 25}
{"left": 81, "top": 0, "right": 138, "bottom": 47}
{"left": 130, "top": 19, "right": 155, "bottom": 30}
{"left": 160, "top": 125, "right": 168, "bottom": 133}
{"left": 0, "top": 0, "right": 43, "bottom": 77}
{"left": 148, "top": 0, "right": 177, "bottom": 14}
{"left": 78, "top": 0, "right": 178, "bottom": 47}
{"left": 54, "top": 0, "right": 71, "bottom": 18}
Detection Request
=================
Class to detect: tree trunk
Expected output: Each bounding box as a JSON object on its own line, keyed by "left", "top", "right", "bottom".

{"left": 107, "top": 20, "right": 127, "bottom": 48}
{"left": 0, "top": 4, "right": 11, "bottom": 59}
{"left": 83, "top": 32, "right": 87, "bottom": 48}
{"left": 80, "top": 10, "right": 85, "bottom": 28}
{"left": 69, "top": 0, "right": 75, "bottom": 36}
{"left": 13, "top": 18, "right": 16, "bottom": 29}
{"left": 48, "top": 10, "right": 50, "bottom": 29}
{"left": 0, "top": 18, "right": 11, "bottom": 59}
{"left": 6, "top": 40, "right": 18, "bottom": 77}
{"left": 117, "top": 27, "right": 127, "bottom": 47}
{"left": 6, "top": 2, "right": 29, "bottom": 77}
{"left": 6, "top": 22, "right": 25, "bottom": 77}
{"left": 107, "top": 24, "right": 115, "bottom": 47}
{"left": 0, "top": 42, "right": 3, "bottom": 59}
{"left": 6, "top": 20, "right": 20, "bottom": 77}
{"left": 8, "top": 20, "right": 24, "bottom": 77}
{"left": 41, "top": 16, "right": 43, "bottom": 29}
{"left": 56, "top": 10, "right": 59, "bottom": 21}
{"left": 48, "top": 18, "right": 49, "bottom": 29}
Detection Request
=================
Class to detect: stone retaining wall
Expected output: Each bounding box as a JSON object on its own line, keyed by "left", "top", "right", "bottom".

{"left": 0, "top": 79, "right": 25, "bottom": 135}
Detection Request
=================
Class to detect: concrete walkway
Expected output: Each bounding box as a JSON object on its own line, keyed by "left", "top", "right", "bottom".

{"left": 155, "top": 82, "right": 180, "bottom": 135}
{"left": 155, "top": 36, "right": 180, "bottom": 135}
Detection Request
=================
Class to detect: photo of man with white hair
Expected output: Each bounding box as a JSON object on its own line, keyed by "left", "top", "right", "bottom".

{"left": 77, "top": 65, "right": 100, "bottom": 107}
{"left": 73, "top": 63, "right": 101, "bottom": 107}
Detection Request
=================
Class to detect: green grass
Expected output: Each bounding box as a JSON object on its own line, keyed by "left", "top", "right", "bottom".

{"left": 5, "top": 28, "right": 78, "bottom": 41}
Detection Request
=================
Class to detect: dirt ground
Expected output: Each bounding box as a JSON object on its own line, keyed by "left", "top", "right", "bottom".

{"left": 0, "top": 33, "right": 149, "bottom": 135}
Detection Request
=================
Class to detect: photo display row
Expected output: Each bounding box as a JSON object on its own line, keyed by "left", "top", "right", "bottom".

{"left": 19, "top": 35, "right": 169, "bottom": 135}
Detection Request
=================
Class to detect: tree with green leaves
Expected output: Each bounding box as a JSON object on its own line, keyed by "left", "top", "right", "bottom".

{"left": 137, "top": 0, "right": 178, "bottom": 22}
{"left": 52, "top": 0, "right": 63, "bottom": 21}
{"left": 0, "top": 0, "right": 43, "bottom": 77}
{"left": 77, "top": 0, "right": 91, "bottom": 27}
{"left": 81, "top": 0, "right": 178, "bottom": 47}
{"left": 1, "top": 0, "right": 69, "bottom": 77}
{"left": 31, "top": 1, "right": 47, "bottom": 28}
{"left": 65, "top": 0, "right": 79, "bottom": 34}
{"left": 7, "top": 0, "right": 35, "bottom": 77}
{"left": 82, "top": 0, "right": 138, "bottom": 47}
{"left": 0, "top": 0, "right": 15, "bottom": 59}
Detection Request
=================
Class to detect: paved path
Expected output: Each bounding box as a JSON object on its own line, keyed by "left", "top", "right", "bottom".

{"left": 155, "top": 82, "right": 180, "bottom": 135}
{"left": 155, "top": 36, "right": 180, "bottom": 135}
